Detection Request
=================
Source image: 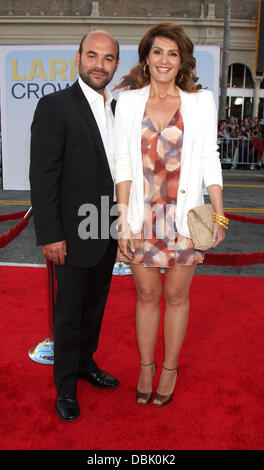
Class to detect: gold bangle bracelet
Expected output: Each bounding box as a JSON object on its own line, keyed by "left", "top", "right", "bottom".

{"left": 214, "top": 220, "right": 228, "bottom": 229}
{"left": 213, "top": 215, "right": 228, "bottom": 223}
{"left": 214, "top": 217, "right": 229, "bottom": 226}
{"left": 213, "top": 214, "right": 229, "bottom": 222}
{"left": 213, "top": 212, "right": 229, "bottom": 223}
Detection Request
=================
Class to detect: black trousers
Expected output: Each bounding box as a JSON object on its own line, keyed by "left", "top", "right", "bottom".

{"left": 53, "top": 238, "right": 117, "bottom": 396}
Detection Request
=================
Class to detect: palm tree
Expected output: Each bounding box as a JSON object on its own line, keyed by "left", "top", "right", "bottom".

{"left": 219, "top": 0, "right": 231, "bottom": 121}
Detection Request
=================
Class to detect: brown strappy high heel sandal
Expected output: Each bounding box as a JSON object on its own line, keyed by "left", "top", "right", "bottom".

{"left": 153, "top": 364, "right": 178, "bottom": 408}
{"left": 136, "top": 360, "right": 157, "bottom": 406}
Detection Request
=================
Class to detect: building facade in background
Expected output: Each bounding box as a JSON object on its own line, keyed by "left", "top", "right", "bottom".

{"left": 0, "top": 0, "right": 263, "bottom": 119}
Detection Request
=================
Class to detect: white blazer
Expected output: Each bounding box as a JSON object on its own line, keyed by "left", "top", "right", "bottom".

{"left": 113, "top": 84, "right": 223, "bottom": 238}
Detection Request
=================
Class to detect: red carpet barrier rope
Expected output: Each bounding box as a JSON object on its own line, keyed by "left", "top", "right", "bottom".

{"left": 0, "top": 210, "right": 28, "bottom": 222}
{"left": 225, "top": 212, "right": 264, "bottom": 225}
{"left": 0, "top": 208, "right": 32, "bottom": 249}
{"left": 204, "top": 251, "right": 264, "bottom": 266}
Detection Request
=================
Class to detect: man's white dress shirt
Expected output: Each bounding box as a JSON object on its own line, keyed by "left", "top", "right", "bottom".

{"left": 78, "top": 76, "right": 115, "bottom": 198}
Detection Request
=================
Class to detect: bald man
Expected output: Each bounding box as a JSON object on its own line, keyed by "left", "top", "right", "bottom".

{"left": 30, "top": 31, "right": 120, "bottom": 421}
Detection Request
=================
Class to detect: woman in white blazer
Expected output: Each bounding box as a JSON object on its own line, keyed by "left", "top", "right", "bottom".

{"left": 114, "top": 23, "right": 226, "bottom": 407}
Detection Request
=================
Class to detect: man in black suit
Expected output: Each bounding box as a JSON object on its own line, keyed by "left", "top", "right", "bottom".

{"left": 30, "top": 31, "right": 120, "bottom": 421}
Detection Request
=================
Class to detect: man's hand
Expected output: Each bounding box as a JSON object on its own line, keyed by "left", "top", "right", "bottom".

{"left": 42, "top": 240, "right": 67, "bottom": 265}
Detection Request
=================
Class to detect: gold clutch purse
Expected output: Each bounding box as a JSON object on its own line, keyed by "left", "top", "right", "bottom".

{"left": 187, "top": 204, "right": 214, "bottom": 251}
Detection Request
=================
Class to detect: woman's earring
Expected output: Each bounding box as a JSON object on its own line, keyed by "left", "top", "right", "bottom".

{"left": 178, "top": 73, "right": 184, "bottom": 84}
{"left": 143, "top": 63, "right": 149, "bottom": 77}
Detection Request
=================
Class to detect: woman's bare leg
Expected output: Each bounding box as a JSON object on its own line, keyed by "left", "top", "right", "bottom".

{"left": 153, "top": 264, "right": 196, "bottom": 405}
{"left": 130, "top": 264, "right": 162, "bottom": 404}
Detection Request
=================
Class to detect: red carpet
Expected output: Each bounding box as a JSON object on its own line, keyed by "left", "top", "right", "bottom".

{"left": 0, "top": 266, "right": 264, "bottom": 450}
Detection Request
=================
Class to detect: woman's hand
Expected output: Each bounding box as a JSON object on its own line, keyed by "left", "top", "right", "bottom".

{"left": 118, "top": 226, "right": 135, "bottom": 261}
{"left": 206, "top": 185, "right": 226, "bottom": 249}
{"left": 211, "top": 223, "right": 225, "bottom": 248}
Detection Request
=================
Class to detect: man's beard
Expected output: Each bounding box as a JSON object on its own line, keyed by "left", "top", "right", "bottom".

{"left": 79, "top": 65, "right": 114, "bottom": 92}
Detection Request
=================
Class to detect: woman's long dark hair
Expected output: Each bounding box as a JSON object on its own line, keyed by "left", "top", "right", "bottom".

{"left": 115, "top": 23, "right": 201, "bottom": 93}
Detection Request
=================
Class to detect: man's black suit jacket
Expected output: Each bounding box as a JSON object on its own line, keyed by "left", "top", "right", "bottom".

{"left": 29, "top": 80, "right": 117, "bottom": 268}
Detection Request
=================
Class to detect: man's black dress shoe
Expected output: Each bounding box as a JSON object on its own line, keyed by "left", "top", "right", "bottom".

{"left": 55, "top": 395, "right": 80, "bottom": 421}
{"left": 78, "top": 369, "right": 120, "bottom": 389}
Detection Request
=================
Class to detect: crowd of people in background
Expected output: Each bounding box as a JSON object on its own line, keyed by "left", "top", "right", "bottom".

{"left": 218, "top": 116, "right": 264, "bottom": 139}
{"left": 218, "top": 116, "right": 264, "bottom": 169}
